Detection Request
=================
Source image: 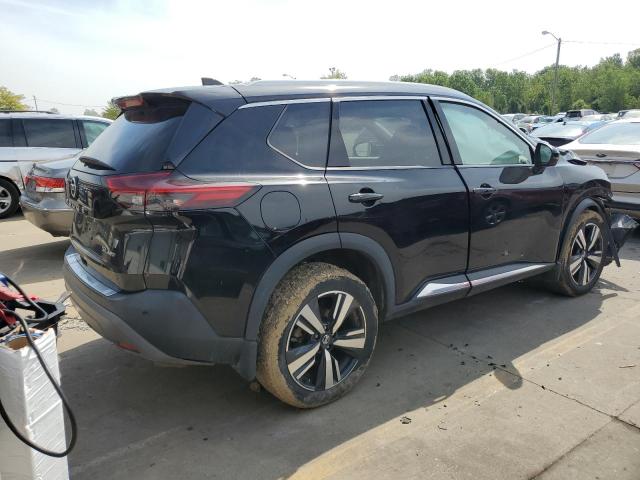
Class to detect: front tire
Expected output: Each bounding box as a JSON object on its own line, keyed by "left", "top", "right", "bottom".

{"left": 257, "top": 262, "right": 378, "bottom": 408}
{"left": 0, "top": 179, "right": 20, "bottom": 219}
{"left": 549, "top": 210, "right": 607, "bottom": 296}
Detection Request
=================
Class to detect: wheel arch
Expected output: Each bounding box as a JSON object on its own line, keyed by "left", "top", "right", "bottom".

{"left": 243, "top": 232, "right": 396, "bottom": 342}
{"left": 556, "top": 194, "right": 608, "bottom": 263}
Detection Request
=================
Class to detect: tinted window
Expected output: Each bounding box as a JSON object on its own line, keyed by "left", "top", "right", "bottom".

{"left": 0, "top": 120, "right": 11, "bottom": 147}
{"left": 566, "top": 111, "right": 581, "bottom": 118}
{"left": 330, "top": 100, "right": 441, "bottom": 168}
{"left": 441, "top": 102, "right": 532, "bottom": 165}
{"left": 23, "top": 119, "right": 76, "bottom": 148}
{"left": 268, "top": 102, "right": 330, "bottom": 169}
{"left": 81, "top": 121, "right": 109, "bottom": 146}
{"left": 181, "top": 105, "right": 306, "bottom": 177}
{"left": 578, "top": 122, "right": 640, "bottom": 145}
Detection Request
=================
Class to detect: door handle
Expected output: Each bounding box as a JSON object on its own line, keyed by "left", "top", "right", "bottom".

{"left": 473, "top": 185, "right": 497, "bottom": 198}
{"left": 348, "top": 192, "right": 384, "bottom": 204}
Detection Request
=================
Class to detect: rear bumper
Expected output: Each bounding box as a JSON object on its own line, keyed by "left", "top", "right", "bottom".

{"left": 20, "top": 195, "right": 73, "bottom": 236}
{"left": 63, "top": 247, "right": 257, "bottom": 378}
{"left": 608, "top": 192, "right": 640, "bottom": 219}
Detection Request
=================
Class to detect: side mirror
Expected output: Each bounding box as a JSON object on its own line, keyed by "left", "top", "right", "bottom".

{"left": 534, "top": 142, "right": 559, "bottom": 169}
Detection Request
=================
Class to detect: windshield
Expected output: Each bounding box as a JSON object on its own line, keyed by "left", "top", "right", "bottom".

{"left": 578, "top": 122, "right": 640, "bottom": 145}
{"left": 532, "top": 122, "right": 588, "bottom": 138}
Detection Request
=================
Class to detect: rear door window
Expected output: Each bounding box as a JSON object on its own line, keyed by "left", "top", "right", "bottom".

{"left": 0, "top": 119, "right": 11, "bottom": 147}
{"left": 268, "top": 102, "right": 330, "bottom": 169}
{"left": 81, "top": 120, "right": 109, "bottom": 146}
{"left": 22, "top": 119, "right": 77, "bottom": 148}
{"left": 330, "top": 100, "right": 442, "bottom": 168}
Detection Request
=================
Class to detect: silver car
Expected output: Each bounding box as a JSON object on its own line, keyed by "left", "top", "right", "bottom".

{"left": 564, "top": 118, "right": 640, "bottom": 218}
{"left": 20, "top": 155, "right": 77, "bottom": 236}
{"left": 0, "top": 111, "right": 111, "bottom": 219}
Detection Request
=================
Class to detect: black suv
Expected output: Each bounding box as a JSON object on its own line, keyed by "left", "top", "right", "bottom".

{"left": 63, "top": 80, "right": 621, "bottom": 408}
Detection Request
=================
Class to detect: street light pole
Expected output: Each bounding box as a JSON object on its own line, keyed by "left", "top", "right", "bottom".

{"left": 542, "top": 30, "right": 561, "bottom": 115}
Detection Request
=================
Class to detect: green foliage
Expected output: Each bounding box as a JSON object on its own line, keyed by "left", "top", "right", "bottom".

{"left": 101, "top": 101, "right": 120, "bottom": 120}
{"left": 397, "top": 52, "right": 640, "bottom": 114}
{"left": 84, "top": 108, "right": 99, "bottom": 116}
{"left": 0, "top": 86, "right": 28, "bottom": 110}
{"left": 321, "top": 67, "right": 347, "bottom": 79}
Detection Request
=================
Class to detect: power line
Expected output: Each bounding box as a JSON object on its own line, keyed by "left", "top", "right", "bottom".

{"left": 494, "top": 43, "right": 556, "bottom": 66}
{"left": 33, "top": 97, "right": 105, "bottom": 108}
{"left": 564, "top": 40, "right": 640, "bottom": 47}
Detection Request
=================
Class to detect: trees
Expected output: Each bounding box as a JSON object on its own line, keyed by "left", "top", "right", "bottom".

{"left": 321, "top": 67, "right": 347, "bottom": 79}
{"left": 101, "top": 101, "right": 120, "bottom": 120}
{"left": 84, "top": 108, "right": 99, "bottom": 116}
{"left": 0, "top": 86, "right": 28, "bottom": 110}
{"left": 396, "top": 51, "right": 640, "bottom": 113}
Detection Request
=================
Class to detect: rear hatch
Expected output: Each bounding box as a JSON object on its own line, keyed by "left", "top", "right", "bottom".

{"left": 574, "top": 146, "right": 640, "bottom": 192}
{"left": 66, "top": 93, "right": 228, "bottom": 291}
{"left": 23, "top": 156, "right": 77, "bottom": 204}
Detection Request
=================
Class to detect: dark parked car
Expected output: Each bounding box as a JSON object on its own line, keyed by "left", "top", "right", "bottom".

{"left": 63, "top": 80, "right": 632, "bottom": 408}
{"left": 531, "top": 120, "right": 606, "bottom": 147}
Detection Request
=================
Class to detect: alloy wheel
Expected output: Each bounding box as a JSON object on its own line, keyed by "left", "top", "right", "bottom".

{"left": 569, "top": 222, "right": 603, "bottom": 286}
{"left": 0, "top": 186, "right": 11, "bottom": 214}
{"left": 285, "top": 290, "right": 367, "bottom": 391}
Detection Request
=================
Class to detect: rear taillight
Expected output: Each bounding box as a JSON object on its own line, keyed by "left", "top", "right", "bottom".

{"left": 634, "top": 161, "right": 640, "bottom": 170}
{"left": 25, "top": 175, "right": 65, "bottom": 193}
{"left": 105, "top": 171, "right": 259, "bottom": 213}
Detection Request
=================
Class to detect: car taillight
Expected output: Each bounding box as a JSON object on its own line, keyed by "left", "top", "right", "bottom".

{"left": 634, "top": 161, "right": 640, "bottom": 170}
{"left": 105, "top": 171, "right": 260, "bottom": 213}
{"left": 24, "top": 175, "right": 66, "bottom": 193}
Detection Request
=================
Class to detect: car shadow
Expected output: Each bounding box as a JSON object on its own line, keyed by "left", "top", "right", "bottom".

{"left": 0, "top": 239, "right": 69, "bottom": 285}
{"left": 59, "top": 275, "right": 621, "bottom": 480}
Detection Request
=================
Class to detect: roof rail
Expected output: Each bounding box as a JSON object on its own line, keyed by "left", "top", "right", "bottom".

{"left": 0, "top": 109, "right": 57, "bottom": 114}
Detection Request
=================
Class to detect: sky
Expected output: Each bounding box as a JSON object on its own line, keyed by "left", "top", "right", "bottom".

{"left": 1, "top": 0, "right": 639, "bottom": 115}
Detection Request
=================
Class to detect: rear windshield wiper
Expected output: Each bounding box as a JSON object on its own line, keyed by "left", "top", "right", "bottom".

{"left": 79, "top": 156, "right": 115, "bottom": 171}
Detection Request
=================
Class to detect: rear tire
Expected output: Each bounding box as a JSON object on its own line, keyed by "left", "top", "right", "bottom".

{"left": 0, "top": 179, "right": 20, "bottom": 219}
{"left": 256, "top": 262, "right": 378, "bottom": 408}
{"left": 546, "top": 210, "right": 607, "bottom": 296}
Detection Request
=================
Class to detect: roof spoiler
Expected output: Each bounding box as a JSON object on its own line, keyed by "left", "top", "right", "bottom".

{"left": 201, "top": 77, "right": 223, "bottom": 86}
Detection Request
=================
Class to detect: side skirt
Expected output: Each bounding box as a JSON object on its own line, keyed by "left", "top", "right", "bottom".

{"left": 387, "top": 263, "right": 555, "bottom": 321}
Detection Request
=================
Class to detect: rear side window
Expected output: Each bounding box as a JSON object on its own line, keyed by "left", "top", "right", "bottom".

{"left": 0, "top": 120, "right": 11, "bottom": 147}
{"left": 268, "top": 102, "right": 330, "bottom": 169}
{"left": 81, "top": 120, "right": 109, "bottom": 146}
{"left": 23, "top": 119, "right": 76, "bottom": 148}
{"left": 329, "top": 100, "right": 441, "bottom": 168}
{"left": 181, "top": 105, "right": 307, "bottom": 177}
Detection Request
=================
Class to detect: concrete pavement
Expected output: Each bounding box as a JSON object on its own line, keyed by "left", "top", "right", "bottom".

{"left": 1, "top": 216, "right": 638, "bottom": 479}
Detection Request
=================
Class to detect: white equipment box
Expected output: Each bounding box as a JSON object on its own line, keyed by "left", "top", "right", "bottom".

{"left": 0, "top": 329, "right": 69, "bottom": 480}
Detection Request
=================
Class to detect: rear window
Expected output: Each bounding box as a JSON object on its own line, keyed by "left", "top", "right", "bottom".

{"left": 578, "top": 123, "right": 640, "bottom": 145}
{"left": 23, "top": 119, "right": 76, "bottom": 148}
{"left": 0, "top": 119, "right": 11, "bottom": 147}
{"left": 532, "top": 123, "right": 588, "bottom": 138}
{"left": 566, "top": 111, "right": 582, "bottom": 118}
{"left": 181, "top": 105, "right": 308, "bottom": 177}
{"left": 75, "top": 98, "right": 220, "bottom": 174}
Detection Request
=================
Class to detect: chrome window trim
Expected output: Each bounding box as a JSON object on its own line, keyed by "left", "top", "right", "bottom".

{"left": 431, "top": 95, "right": 537, "bottom": 158}
{"left": 238, "top": 98, "right": 331, "bottom": 109}
{"left": 332, "top": 95, "right": 428, "bottom": 102}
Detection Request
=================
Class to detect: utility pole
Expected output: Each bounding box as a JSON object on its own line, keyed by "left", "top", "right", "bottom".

{"left": 32, "top": 95, "right": 38, "bottom": 111}
{"left": 542, "top": 31, "right": 561, "bottom": 115}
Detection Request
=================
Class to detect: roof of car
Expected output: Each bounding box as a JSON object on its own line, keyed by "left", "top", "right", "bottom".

{"left": 0, "top": 111, "right": 112, "bottom": 122}
{"left": 146, "top": 80, "right": 475, "bottom": 112}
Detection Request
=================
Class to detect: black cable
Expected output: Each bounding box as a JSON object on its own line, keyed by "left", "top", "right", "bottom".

{"left": 1, "top": 274, "right": 48, "bottom": 321}
{"left": 0, "top": 308, "right": 78, "bottom": 458}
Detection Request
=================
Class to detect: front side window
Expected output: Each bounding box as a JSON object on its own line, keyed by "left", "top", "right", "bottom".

{"left": 22, "top": 119, "right": 76, "bottom": 148}
{"left": 81, "top": 121, "right": 109, "bottom": 146}
{"left": 440, "top": 102, "right": 532, "bottom": 166}
{"left": 330, "top": 100, "right": 441, "bottom": 168}
{"left": 268, "top": 102, "right": 330, "bottom": 169}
